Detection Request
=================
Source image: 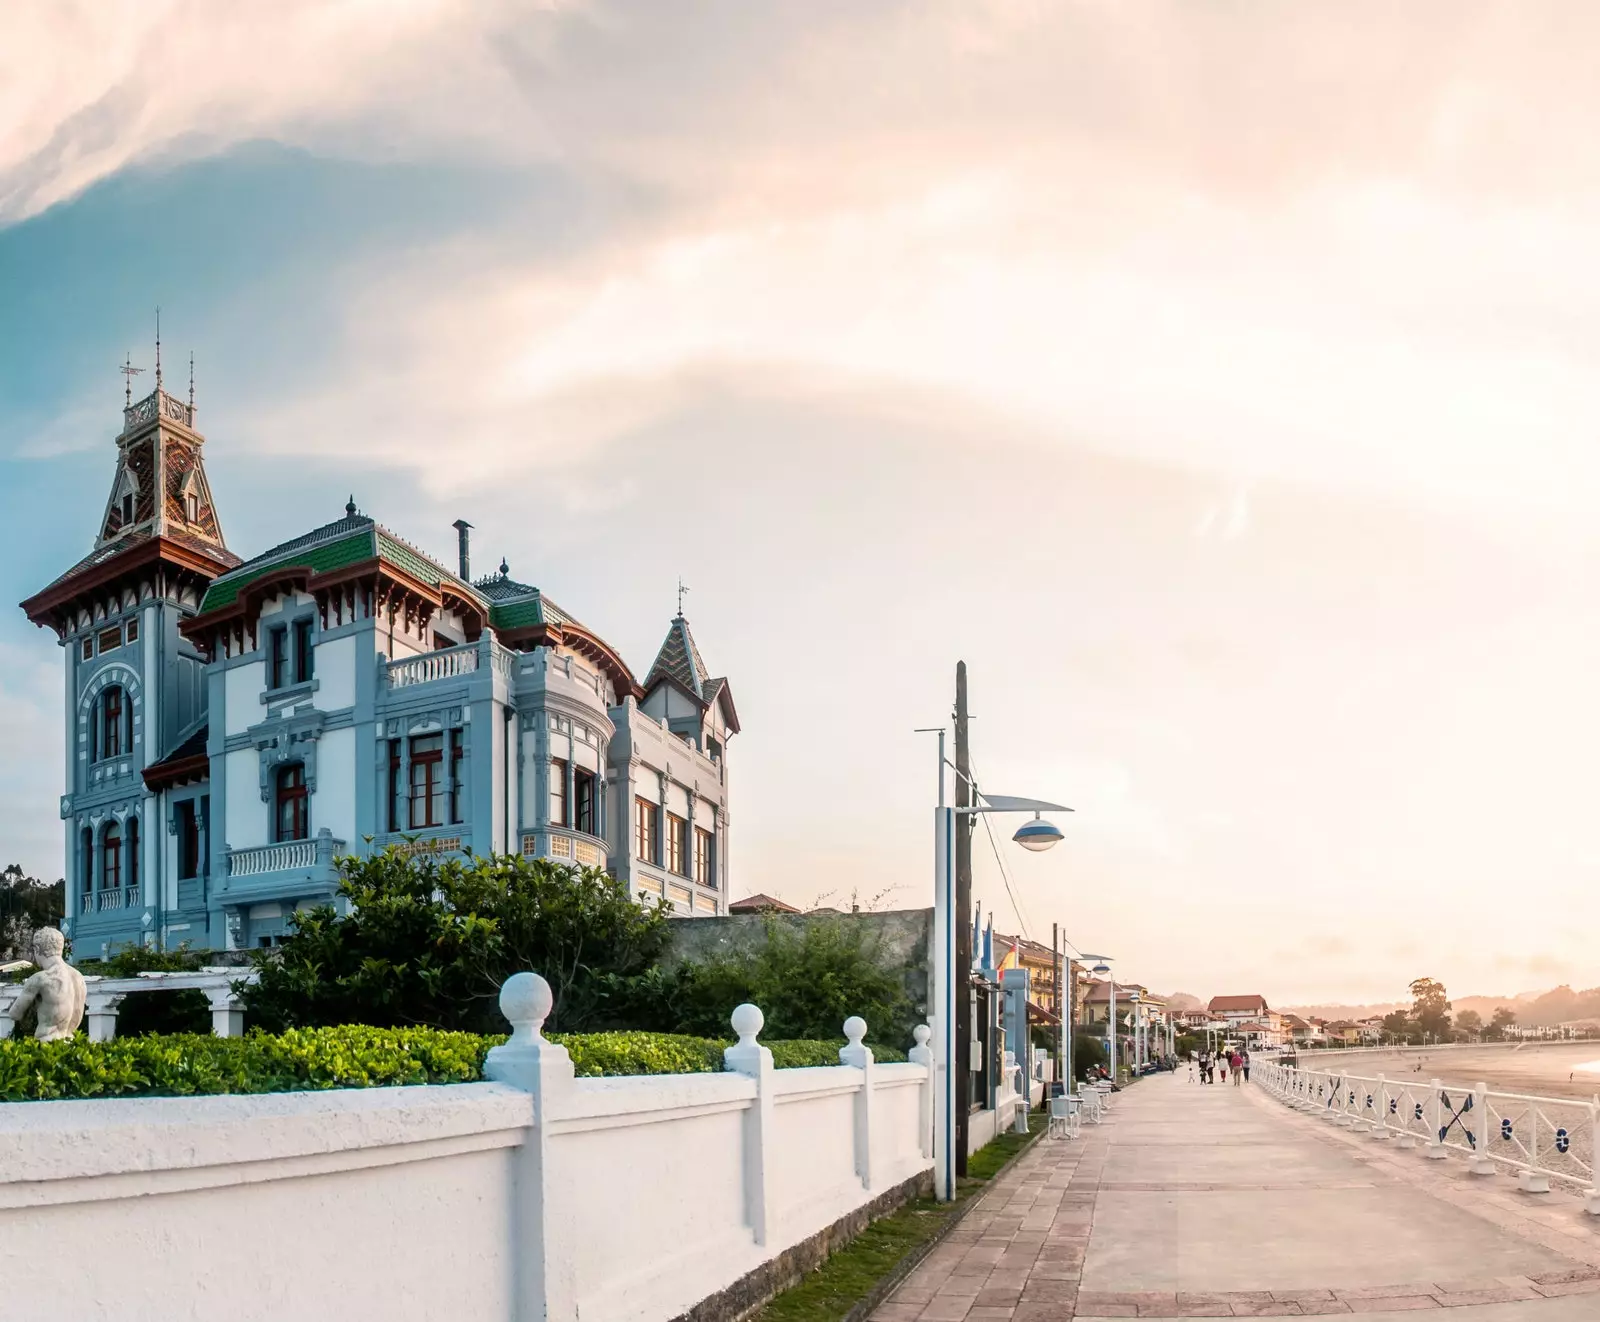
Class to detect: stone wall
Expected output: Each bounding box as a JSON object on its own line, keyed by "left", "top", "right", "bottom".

{"left": 664, "top": 907, "right": 934, "bottom": 1018}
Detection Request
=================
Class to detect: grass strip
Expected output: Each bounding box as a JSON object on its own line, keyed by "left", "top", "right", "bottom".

{"left": 754, "top": 1111, "right": 1046, "bottom": 1322}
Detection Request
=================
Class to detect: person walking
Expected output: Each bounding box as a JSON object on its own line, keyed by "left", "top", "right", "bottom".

{"left": 1241, "top": 1049, "right": 1251, "bottom": 1083}
{"left": 1230, "top": 1049, "right": 1244, "bottom": 1086}
{"left": 1218, "top": 1053, "right": 1227, "bottom": 1084}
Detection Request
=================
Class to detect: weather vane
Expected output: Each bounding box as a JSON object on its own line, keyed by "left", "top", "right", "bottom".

{"left": 677, "top": 577, "right": 690, "bottom": 616}
{"left": 119, "top": 355, "right": 144, "bottom": 406}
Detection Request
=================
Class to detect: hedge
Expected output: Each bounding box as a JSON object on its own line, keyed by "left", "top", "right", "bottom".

{"left": 0, "top": 1027, "right": 910, "bottom": 1102}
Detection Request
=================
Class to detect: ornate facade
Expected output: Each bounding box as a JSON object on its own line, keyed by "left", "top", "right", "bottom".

{"left": 22, "top": 385, "right": 738, "bottom": 954}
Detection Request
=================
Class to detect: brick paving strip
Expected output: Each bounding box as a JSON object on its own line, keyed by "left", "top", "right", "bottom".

{"left": 870, "top": 1074, "right": 1600, "bottom": 1321}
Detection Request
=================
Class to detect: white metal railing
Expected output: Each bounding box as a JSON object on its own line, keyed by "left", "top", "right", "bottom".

{"left": 94, "top": 888, "right": 128, "bottom": 911}
{"left": 229, "top": 839, "right": 315, "bottom": 876}
{"left": 1259, "top": 1058, "right": 1600, "bottom": 1206}
{"left": 386, "top": 642, "right": 479, "bottom": 689}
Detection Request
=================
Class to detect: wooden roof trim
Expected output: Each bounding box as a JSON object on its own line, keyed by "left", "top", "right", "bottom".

{"left": 556, "top": 621, "right": 643, "bottom": 699}
{"left": 22, "top": 537, "right": 234, "bottom": 630}
{"left": 142, "top": 752, "right": 209, "bottom": 792}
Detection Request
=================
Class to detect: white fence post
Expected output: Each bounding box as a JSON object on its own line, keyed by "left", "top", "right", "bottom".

{"left": 1586, "top": 1099, "right": 1600, "bottom": 1215}
{"left": 205, "top": 986, "right": 244, "bottom": 1037}
{"left": 1372, "top": 1074, "right": 1390, "bottom": 1140}
{"left": 484, "top": 972, "right": 577, "bottom": 1322}
{"left": 724, "top": 1002, "right": 775, "bottom": 1246}
{"left": 840, "top": 1015, "right": 875, "bottom": 1189}
{"left": 84, "top": 992, "right": 122, "bottom": 1042}
{"left": 909, "top": 1023, "right": 934, "bottom": 1159}
{"left": 1469, "top": 1082, "right": 1495, "bottom": 1175}
{"left": 1425, "top": 1078, "right": 1449, "bottom": 1159}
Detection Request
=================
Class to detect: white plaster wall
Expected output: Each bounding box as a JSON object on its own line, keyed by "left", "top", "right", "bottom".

{"left": 318, "top": 634, "right": 358, "bottom": 710}
{"left": 225, "top": 747, "right": 265, "bottom": 849}
{"left": 521, "top": 728, "right": 541, "bottom": 828}
{"left": 224, "top": 661, "right": 264, "bottom": 734}
{"left": 316, "top": 727, "right": 357, "bottom": 843}
{"left": 0, "top": 1052, "right": 936, "bottom": 1322}
{"left": 665, "top": 781, "right": 690, "bottom": 818}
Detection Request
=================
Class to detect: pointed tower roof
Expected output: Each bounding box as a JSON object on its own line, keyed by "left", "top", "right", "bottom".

{"left": 645, "top": 613, "right": 711, "bottom": 699}
{"left": 21, "top": 385, "right": 240, "bottom": 635}
{"left": 643, "top": 614, "right": 740, "bottom": 733}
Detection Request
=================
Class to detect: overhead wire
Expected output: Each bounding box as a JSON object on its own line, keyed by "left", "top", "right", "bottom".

{"left": 968, "top": 752, "right": 1033, "bottom": 939}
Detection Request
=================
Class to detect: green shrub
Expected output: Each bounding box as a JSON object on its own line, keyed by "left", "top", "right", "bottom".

{"left": 766, "top": 1039, "right": 908, "bottom": 1068}
{"left": 242, "top": 850, "right": 673, "bottom": 1035}
{"left": 0, "top": 1027, "right": 915, "bottom": 1101}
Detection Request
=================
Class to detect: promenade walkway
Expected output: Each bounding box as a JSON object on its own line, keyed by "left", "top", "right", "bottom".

{"left": 872, "top": 1071, "right": 1600, "bottom": 1319}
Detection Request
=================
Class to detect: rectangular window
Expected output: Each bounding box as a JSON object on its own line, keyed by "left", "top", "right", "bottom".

{"left": 98, "top": 625, "right": 122, "bottom": 653}
{"left": 667, "top": 813, "right": 688, "bottom": 876}
{"left": 695, "top": 827, "right": 715, "bottom": 888}
{"left": 573, "top": 768, "right": 595, "bottom": 835}
{"left": 449, "top": 730, "right": 465, "bottom": 825}
{"left": 125, "top": 617, "right": 139, "bottom": 645}
{"left": 275, "top": 763, "right": 308, "bottom": 842}
{"left": 293, "top": 619, "right": 314, "bottom": 684}
{"left": 635, "top": 797, "right": 658, "bottom": 864}
{"left": 550, "top": 758, "right": 568, "bottom": 827}
{"left": 268, "top": 627, "right": 287, "bottom": 690}
{"left": 409, "top": 734, "right": 445, "bottom": 829}
{"left": 387, "top": 739, "right": 402, "bottom": 833}
{"left": 80, "top": 828, "right": 93, "bottom": 897}
{"left": 177, "top": 802, "right": 199, "bottom": 880}
{"left": 81, "top": 638, "right": 93, "bottom": 661}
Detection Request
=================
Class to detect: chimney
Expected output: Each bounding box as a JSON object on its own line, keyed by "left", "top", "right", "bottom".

{"left": 452, "top": 519, "right": 472, "bottom": 581}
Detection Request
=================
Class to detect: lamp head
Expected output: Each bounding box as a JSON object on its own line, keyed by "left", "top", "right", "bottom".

{"left": 1012, "top": 813, "right": 1063, "bottom": 852}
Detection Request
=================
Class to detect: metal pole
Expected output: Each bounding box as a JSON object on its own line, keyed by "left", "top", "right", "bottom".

{"left": 1065, "top": 958, "right": 1076, "bottom": 1095}
{"left": 954, "top": 662, "right": 972, "bottom": 1176}
{"left": 1109, "top": 977, "right": 1117, "bottom": 1082}
{"left": 1052, "top": 923, "right": 1061, "bottom": 1090}
{"left": 932, "top": 802, "right": 956, "bottom": 1200}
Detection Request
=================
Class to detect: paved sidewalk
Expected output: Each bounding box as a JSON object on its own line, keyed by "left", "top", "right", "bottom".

{"left": 872, "top": 1072, "right": 1600, "bottom": 1319}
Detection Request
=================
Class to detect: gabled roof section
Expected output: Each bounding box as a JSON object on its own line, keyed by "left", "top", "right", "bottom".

{"left": 1208, "top": 994, "right": 1270, "bottom": 1014}
{"left": 196, "top": 508, "right": 484, "bottom": 616}
{"left": 477, "top": 563, "right": 640, "bottom": 697}
{"left": 142, "top": 718, "right": 209, "bottom": 791}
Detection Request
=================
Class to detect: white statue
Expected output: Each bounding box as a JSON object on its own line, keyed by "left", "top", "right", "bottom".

{"left": 6, "top": 928, "right": 86, "bottom": 1042}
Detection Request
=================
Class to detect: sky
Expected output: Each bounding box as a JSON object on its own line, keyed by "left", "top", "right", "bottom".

{"left": 6, "top": 1, "right": 1600, "bottom": 1004}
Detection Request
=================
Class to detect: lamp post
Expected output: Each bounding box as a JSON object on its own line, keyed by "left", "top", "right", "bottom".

{"left": 929, "top": 737, "right": 1071, "bottom": 1202}
{"left": 1128, "top": 989, "right": 1143, "bottom": 1071}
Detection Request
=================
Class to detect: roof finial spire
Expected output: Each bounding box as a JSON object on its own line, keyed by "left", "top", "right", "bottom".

{"left": 345, "top": 494, "right": 357, "bottom": 517}
{"left": 120, "top": 354, "right": 144, "bottom": 407}
{"left": 154, "top": 306, "right": 162, "bottom": 390}
{"left": 188, "top": 351, "right": 195, "bottom": 413}
{"left": 677, "top": 576, "right": 689, "bottom": 618}
{"left": 499, "top": 556, "right": 509, "bottom": 578}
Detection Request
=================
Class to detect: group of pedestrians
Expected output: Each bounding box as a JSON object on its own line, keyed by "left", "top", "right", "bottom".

{"left": 1190, "top": 1047, "right": 1250, "bottom": 1085}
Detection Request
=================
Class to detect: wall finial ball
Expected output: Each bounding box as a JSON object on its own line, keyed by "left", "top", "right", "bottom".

{"left": 730, "top": 1002, "right": 764, "bottom": 1044}
{"left": 500, "top": 971, "right": 553, "bottom": 1034}
{"left": 843, "top": 1015, "right": 867, "bottom": 1045}
{"left": 913, "top": 1023, "right": 931, "bottom": 1047}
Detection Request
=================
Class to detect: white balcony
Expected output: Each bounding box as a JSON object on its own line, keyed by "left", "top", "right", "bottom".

{"left": 386, "top": 642, "right": 479, "bottom": 689}
{"left": 227, "top": 831, "right": 344, "bottom": 878}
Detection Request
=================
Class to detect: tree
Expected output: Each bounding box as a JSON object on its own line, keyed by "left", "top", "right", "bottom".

{"left": 1454, "top": 1009, "right": 1482, "bottom": 1040}
{"left": 0, "top": 865, "right": 64, "bottom": 961}
{"left": 1486, "top": 1006, "right": 1517, "bottom": 1041}
{"left": 638, "top": 916, "right": 918, "bottom": 1045}
{"left": 1409, "top": 977, "right": 1452, "bottom": 1041}
{"left": 1381, "top": 1009, "right": 1415, "bottom": 1043}
{"left": 242, "top": 850, "right": 673, "bottom": 1034}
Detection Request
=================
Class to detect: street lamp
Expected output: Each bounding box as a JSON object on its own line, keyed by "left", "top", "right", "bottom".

{"left": 1128, "top": 989, "right": 1143, "bottom": 1070}
{"left": 1083, "top": 954, "right": 1116, "bottom": 1088}
{"left": 931, "top": 744, "right": 1071, "bottom": 1202}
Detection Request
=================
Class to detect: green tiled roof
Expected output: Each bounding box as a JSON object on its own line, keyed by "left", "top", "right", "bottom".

{"left": 197, "top": 513, "right": 483, "bottom": 615}
{"left": 199, "top": 530, "right": 375, "bottom": 612}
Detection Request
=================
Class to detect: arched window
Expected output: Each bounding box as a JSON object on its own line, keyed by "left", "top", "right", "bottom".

{"left": 79, "top": 826, "right": 93, "bottom": 901}
{"left": 275, "top": 763, "right": 308, "bottom": 842}
{"left": 101, "top": 686, "right": 129, "bottom": 759}
{"left": 103, "top": 822, "right": 122, "bottom": 890}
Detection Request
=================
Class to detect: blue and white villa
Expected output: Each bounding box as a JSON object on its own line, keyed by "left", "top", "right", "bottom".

{"left": 22, "top": 379, "right": 740, "bottom": 955}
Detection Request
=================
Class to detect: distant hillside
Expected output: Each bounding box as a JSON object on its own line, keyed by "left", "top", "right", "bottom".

{"left": 1163, "top": 991, "right": 1203, "bottom": 1012}
{"left": 1283, "top": 992, "right": 1541, "bottom": 1024}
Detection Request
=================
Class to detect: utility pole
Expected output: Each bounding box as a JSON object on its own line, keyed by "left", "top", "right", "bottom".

{"left": 954, "top": 661, "right": 972, "bottom": 1176}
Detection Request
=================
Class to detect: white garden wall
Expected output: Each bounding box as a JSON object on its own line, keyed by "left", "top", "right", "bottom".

{"left": 0, "top": 976, "right": 936, "bottom": 1322}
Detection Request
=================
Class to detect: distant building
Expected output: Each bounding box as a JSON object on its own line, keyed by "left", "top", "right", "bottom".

{"left": 728, "top": 894, "right": 800, "bottom": 914}
{"left": 23, "top": 380, "right": 740, "bottom": 954}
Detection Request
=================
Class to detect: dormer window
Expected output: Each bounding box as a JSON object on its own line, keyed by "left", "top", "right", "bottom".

{"left": 185, "top": 493, "right": 198, "bottom": 522}
{"left": 121, "top": 493, "right": 133, "bottom": 524}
